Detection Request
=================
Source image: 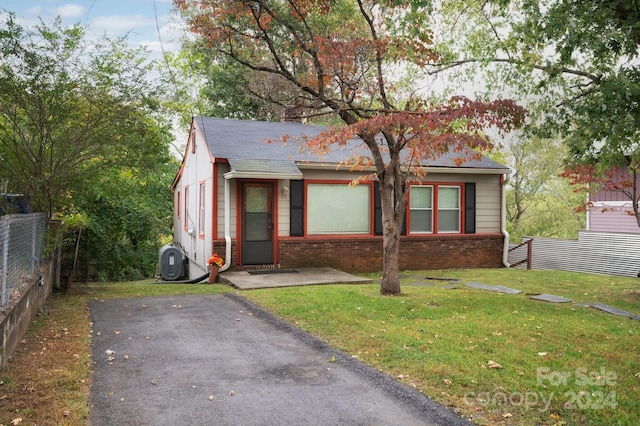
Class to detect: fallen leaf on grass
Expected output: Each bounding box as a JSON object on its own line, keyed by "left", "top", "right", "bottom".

{"left": 487, "top": 360, "right": 502, "bottom": 369}
{"left": 502, "top": 413, "right": 512, "bottom": 418}
{"left": 443, "top": 378, "right": 452, "bottom": 385}
{"left": 11, "top": 418, "right": 22, "bottom": 425}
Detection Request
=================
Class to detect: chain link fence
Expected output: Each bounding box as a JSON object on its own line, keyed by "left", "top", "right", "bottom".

{"left": 0, "top": 213, "right": 49, "bottom": 307}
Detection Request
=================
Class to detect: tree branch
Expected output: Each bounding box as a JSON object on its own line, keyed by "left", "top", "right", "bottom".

{"left": 426, "top": 57, "right": 603, "bottom": 84}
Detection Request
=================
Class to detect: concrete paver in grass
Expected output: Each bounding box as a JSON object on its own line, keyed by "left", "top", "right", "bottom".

{"left": 581, "top": 302, "right": 640, "bottom": 321}
{"left": 464, "top": 282, "right": 522, "bottom": 294}
{"left": 530, "top": 294, "right": 573, "bottom": 303}
{"left": 452, "top": 280, "right": 639, "bottom": 321}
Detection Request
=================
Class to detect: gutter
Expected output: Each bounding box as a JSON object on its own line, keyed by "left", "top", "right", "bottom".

{"left": 220, "top": 176, "right": 232, "bottom": 272}
{"left": 296, "top": 162, "right": 510, "bottom": 175}
{"left": 502, "top": 172, "right": 511, "bottom": 267}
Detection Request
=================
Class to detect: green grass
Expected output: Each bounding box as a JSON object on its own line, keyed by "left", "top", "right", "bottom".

{"left": 0, "top": 270, "right": 638, "bottom": 425}
{"left": 242, "top": 269, "right": 640, "bottom": 425}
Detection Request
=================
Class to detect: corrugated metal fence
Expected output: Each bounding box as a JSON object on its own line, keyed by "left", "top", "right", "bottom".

{"left": 508, "top": 231, "right": 640, "bottom": 277}
{"left": 0, "top": 213, "right": 49, "bottom": 307}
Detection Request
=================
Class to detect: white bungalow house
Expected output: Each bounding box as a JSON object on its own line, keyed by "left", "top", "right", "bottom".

{"left": 171, "top": 117, "right": 512, "bottom": 279}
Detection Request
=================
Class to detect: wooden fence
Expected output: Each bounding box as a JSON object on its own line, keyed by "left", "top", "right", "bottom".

{"left": 508, "top": 231, "right": 640, "bottom": 278}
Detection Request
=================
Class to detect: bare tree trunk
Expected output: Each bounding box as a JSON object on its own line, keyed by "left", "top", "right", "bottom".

{"left": 379, "top": 175, "right": 401, "bottom": 295}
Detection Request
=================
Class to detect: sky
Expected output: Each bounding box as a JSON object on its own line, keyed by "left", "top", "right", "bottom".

{"left": 0, "top": 0, "right": 185, "bottom": 56}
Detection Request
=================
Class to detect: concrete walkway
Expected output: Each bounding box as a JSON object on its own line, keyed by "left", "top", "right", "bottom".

{"left": 219, "top": 267, "right": 372, "bottom": 290}
{"left": 89, "top": 294, "right": 471, "bottom": 426}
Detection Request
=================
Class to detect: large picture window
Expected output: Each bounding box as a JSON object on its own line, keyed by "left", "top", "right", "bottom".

{"left": 409, "top": 184, "right": 461, "bottom": 234}
{"left": 307, "top": 183, "right": 371, "bottom": 235}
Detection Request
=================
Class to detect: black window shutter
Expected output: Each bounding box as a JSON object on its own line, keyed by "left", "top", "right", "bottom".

{"left": 290, "top": 180, "right": 304, "bottom": 236}
{"left": 374, "top": 181, "right": 383, "bottom": 235}
{"left": 400, "top": 185, "right": 406, "bottom": 236}
{"left": 375, "top": 182, "right": 406, "bottom": 235}
{"left": 464, "top": 182, "right": 476, "bottom": 234}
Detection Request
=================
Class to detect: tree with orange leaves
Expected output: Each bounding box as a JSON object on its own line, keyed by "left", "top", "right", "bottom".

{"left": 174, "top": 0, "right": 526, "bottom": 295}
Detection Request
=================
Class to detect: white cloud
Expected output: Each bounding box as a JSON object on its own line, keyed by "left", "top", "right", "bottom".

{"left": 25, "top": 6, "right": 42, "bottom": 15}
{"left": 55, "top": 4, "right": 84, "bottom": 19}
{"left": 89, "top": 14, "right": 156, "bottom": 35}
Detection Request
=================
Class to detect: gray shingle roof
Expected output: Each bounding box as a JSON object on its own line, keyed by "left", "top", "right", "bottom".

{"left": 194, "top": 116, "right": 509, "bottom": 172}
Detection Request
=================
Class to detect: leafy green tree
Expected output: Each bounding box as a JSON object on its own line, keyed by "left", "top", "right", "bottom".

{"left": 0, "top": 13, "right": 178, "bottom": 281}
{"left": 0, "top": 13, "right": 163, "bottom": 215}
{"left": 63, "top": 122, "right": 178, "bottom": 281}
{"left": 504, "top": 135, "right": 581, "bottom": 237}
{"left": 195, "top": 48, "right": 285, "bottom": 120}
{"left": 430, "top": 0, "right": 640, "bottom": 227}
{"left": 175, "top": 0, "right": 525, "bottom": 295}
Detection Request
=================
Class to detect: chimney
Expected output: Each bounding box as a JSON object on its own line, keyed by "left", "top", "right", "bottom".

{"left": 281, "top": 106, "right": 304, "bottom": 123}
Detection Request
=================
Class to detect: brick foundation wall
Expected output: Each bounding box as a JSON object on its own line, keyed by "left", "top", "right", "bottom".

{"left": 276, "top": 234, "right": 505, "bottom": 272}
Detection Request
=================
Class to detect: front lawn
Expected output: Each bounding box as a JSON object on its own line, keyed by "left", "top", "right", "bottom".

{"left": 0, "top": 269, "right": 638, "bottom": 425}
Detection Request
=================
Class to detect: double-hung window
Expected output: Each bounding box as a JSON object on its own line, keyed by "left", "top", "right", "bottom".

{"left": 409, "top": 184, "right": 461, "bottom": 234}
{"left": 437, "top": 186, "right": 461, "bottom": 233}
{"left": 409, "top": 186, "right": 433, "bottom": 233}
{"left": 306, "top": 183, "right": 371, "bottom": 235}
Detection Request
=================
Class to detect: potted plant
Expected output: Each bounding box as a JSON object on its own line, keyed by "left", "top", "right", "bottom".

{"left": 207, "top": 254, "right": 224, "bottom": 283}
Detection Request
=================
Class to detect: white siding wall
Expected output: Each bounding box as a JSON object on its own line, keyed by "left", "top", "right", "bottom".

{"left": 172, "top": 187, "right": 182, "bottom": 244}
{"left": 216, "top": 164, "right": 233, "bottom": 240}
{"left": 277, "top": 180, "right": 291, "bottom": 237}
{"left": 175, "top": 129, "right": 214, "bottom": 278}
{"left": 474, "top": 175, "right": 502, "bottom": 233}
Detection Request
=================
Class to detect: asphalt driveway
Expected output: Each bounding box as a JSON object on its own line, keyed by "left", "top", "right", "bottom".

{"left": 89, "top": 294, "right": 471, "bottom": 425}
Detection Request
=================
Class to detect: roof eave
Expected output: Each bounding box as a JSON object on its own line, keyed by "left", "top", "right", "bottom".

{"left": 223, "top": 171, "right": 304, "bottom": 180}
{"left": 296, "top": 162, "right": 510, "bottom": 175}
